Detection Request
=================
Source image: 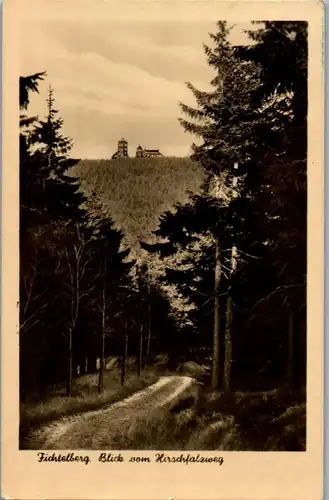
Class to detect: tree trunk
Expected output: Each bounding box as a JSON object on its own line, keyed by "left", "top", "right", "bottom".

{"left": 98, "top": 267, "right": 106, "bottom": 393}
{"left": 121, "top": 319, "right": 128, "bottom": 385}
{"left": 67, "top": 329, "right": 73, "bottom": 397}
{"left": 138, "top": 324, "right": 143, "bottom": 376}
{"left": 212, "top": 237, "right": 222, "bottom": 389}
{"left": 98, "top": 314, "right": 105, "bottom": 393}
{"left": 146, "top": 286, "right": 151, "bottom": 359}
{"left": 287, "top": 308, "right": 295, "bottom": 390}
{"left": 223, "top": 294, "right": 233, "bottom": 392}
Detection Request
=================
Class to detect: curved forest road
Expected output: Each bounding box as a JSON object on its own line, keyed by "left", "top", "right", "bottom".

{"left": 27, "top": 376, "right": 200, "bottom": 450}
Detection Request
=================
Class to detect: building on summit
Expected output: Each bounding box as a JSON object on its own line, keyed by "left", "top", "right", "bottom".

{"left": 112, "top": 139, "right": 162, "bottom": 159}
{"left": 112, "top": 138, "right": 129, "bottom": 159}
{"left": 136, "top": 145, "right": 162, "bottom": 158}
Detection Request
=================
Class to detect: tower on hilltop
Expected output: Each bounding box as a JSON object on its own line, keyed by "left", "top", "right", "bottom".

{"left": 114, "top": 137, "right": 128, "bottom": 158}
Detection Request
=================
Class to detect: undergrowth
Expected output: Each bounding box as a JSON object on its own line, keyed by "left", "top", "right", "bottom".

{"left": 107, "top": 386, "right": 306, "bottom": 451}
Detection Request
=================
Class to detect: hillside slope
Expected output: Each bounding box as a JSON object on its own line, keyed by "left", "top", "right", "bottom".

{"left": 69, "top": 157, "right": 204, "bottom": 253}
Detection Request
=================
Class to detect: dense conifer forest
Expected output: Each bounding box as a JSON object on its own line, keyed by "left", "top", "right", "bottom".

{"left": 71, "top": 157, "right": 204, "bottom": 253}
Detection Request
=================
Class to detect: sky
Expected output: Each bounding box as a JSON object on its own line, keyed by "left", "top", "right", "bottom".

{"left": 20, "top": 20, "right": 254, "bottom": 159}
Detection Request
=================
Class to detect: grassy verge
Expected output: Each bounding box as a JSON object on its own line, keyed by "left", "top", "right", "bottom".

{"left": 107, "top": 385, "right": 306, "bottom": 451}
{"left": 20, "top": 368, "right": 159, "bottom": 447}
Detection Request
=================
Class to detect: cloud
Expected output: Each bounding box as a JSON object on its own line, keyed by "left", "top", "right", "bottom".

{"left": 20, "top": 19, "right": 252, "bottom": 159}
{"left": 23, "top": 41, "right": 203, "bottom": 122}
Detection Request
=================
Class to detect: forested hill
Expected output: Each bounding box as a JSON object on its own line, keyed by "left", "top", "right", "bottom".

{"left": 69, "top": 157, "right": 204, "bottom": 254}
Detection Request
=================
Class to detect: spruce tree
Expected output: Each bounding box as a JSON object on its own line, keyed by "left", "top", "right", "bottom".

{"left": 178, "top": 22, "right": 261, "bottom": 388}
{"left": 234, "top": 22, "right": 307, "bottom": 391}
{"left": 20, "top": 72, "right": 46, "bottom": 111}
{"left": 27, "top": 86, "right": 86, "bottom": 223}
{"left": 179, "top": 22, "right": 261, "bottom": 180}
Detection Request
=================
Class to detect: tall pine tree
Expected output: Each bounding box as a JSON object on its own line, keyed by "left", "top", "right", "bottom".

{"left": 178, "top": 22, "right": 261, "bottom": 388}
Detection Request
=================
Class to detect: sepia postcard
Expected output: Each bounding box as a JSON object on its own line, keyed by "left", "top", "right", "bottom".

{"left": 1, "top": 0, "right": 324, "bottom": 499}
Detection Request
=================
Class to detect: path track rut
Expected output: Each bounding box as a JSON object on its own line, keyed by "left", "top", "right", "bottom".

{"left": 27, "top": 376, "right": 198, "bottom": 449}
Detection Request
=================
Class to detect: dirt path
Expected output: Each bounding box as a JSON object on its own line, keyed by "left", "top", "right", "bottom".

{"left": 27, "top": 376, "right": 198, "bottom": 450}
